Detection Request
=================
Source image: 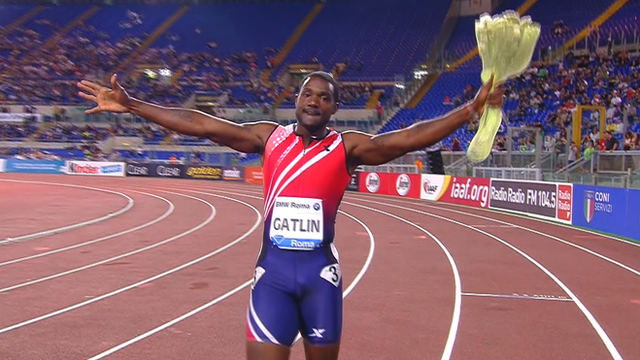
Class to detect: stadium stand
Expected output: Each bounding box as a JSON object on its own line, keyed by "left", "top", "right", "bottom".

{"left": 0, "top": 0, "right": 639, "bottom": 168}
{"left": 382, "top": 0, "right": 640, "bottom": 157}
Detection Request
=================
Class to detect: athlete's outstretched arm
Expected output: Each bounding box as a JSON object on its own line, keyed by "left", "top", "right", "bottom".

{"left": 344, "top": 76, "right": 504, "bottom": 167}
{"left": 77, "top": 74, "right": 276, "bottom": 154}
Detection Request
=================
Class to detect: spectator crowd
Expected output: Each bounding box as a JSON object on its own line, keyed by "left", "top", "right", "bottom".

{"left": 440, "top": 49, "right": 640, "bottom": 161}
{"left": 1, "top": 8, "right": 640, "bottom": 173}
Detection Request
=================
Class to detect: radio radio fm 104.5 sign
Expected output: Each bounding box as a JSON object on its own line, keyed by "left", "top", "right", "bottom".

{"left": 488, "top": 179, "right": 572, "bottom": 224}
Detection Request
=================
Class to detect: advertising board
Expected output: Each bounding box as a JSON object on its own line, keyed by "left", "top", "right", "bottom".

{"left": 4, "top": 160, "right": 67, "bottom": 174}
{"left": 488, "top": 179, "right": 573, "bottom": 223}
{"left": 438, "top": 176, "right": 492, "bottom": 208}
{"left": 67, "top": 161, "right": 125, "bottom": 177}
{"left": 420, "top": 174, "right": 450, "bottom": 201}
{"left": 391, "top": 173, "right": 420, "bottom": 198}
{"left": 182, "top": 165, "right": 223, "bottom": 180}
{"left": 626, "top": 188, "right": 640, "bottom": 241}
{"left": 125, "top": 162, "right": 183, "bottom": 178}
{"left": 358, "top": 172, "right": 420, "bottom": 198}
{"left": 572, "top": 185, "right": 638, "bottom": 240}
{"left": 222, "top": 166, "right": 245, "bottom": 181}
{"left": 360, "top": 171, "right": 385, "bottom": 194}
{"left": 489, "top": 179, "right": 559, "bottom": 220}
{"left": 0, "top": 159, "right": 5, "bottom": 172}
{"left": 245, "top": 166, "right": 263, "bottom": 185}
{"left": 556, "top": 183, "right": 573, "bottom": 224}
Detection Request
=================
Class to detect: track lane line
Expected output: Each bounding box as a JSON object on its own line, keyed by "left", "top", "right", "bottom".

{"left": 348, "top": 191, "right": 640, "bottom": 248}
{"left": 339, "top": 201, "right": 460, "bottom": 360}
{"left": 85, "top": 188, "right": 374, "bottom": 360}
{"left": 345, "top": 196, "right": 623, "bottom": 360}
{"left": 0, "top": 191, "right": 229, "bottom": 335}
{"left": 0, "top": 190, "right": 174, "bottom": 267}
{"left": 0, "top": 190, "right": 212, "bottom": 294}
{"left": 346, "top": 194, "right": 640, "bottom": 278}
{"left": 0, "top": 179, "right": 134, "bottom": 245}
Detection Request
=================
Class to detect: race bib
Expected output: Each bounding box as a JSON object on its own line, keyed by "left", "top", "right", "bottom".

{"left": 270, "top": 197, "right": 324, "bottom": 250}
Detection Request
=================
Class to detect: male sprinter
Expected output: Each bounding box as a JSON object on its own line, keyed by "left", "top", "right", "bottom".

{"left": 77, "top": 71, "right": 504, "bottom": 360}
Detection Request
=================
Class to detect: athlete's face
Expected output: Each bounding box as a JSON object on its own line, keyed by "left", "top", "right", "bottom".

{"left": 295, "top": 76, "right": 338, "bottom": 132}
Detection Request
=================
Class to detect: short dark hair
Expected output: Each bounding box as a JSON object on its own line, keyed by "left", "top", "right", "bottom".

{"left": 301, "top": 71, "right": 339, "bottom": 103}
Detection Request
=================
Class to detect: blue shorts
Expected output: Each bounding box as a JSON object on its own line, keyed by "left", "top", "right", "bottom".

{"left": 246, "top": 242, "right": 343, "bottom": 347}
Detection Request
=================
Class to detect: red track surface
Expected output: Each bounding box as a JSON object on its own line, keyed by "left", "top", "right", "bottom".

{"left": 1, "top": 173, "right": 639, "bottom": 360}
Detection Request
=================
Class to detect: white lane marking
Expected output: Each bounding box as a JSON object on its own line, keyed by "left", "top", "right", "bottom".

{"left": 0, "top": 191, "right": 227, "bottom": 335}
{"left": 0, "top": 190, "right": 174, "bottom": 267}
{"left": 0, "top": 191, "right": 211, "bottom": 294}
{"left": 341, "top": 201, "right": 460, "bottom": 360}
{"left": 346, "top": 197, "right": 624, "bottom": 360}
{"left": 0, "top": 179, "right": 134, "bottom": 245}
{"left": 85, "top": 280, "right": 253, "bottom": 360}
{"left": 349, "top": 194, "right": 640, "bottom": 278}
{"left": 350, "top": 191, "right": 640, "bottom": 248}
{"left": 85, "top": 188, "right": 374, "bottom": 360}
{"left": 461, "top": 292, "right": 574, "bottom": 302}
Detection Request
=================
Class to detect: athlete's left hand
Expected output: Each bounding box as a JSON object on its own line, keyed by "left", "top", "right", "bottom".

{"left": 470, "top": 75, "right": 505, "bottom": 116}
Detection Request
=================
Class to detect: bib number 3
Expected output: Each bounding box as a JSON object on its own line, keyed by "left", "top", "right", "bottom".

{"left": 320, "top": 264, "right": 341, "bottom": 287}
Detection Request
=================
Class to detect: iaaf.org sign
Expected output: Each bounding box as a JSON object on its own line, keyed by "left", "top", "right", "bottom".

{"left": 126, "top": 163, "right": 183, "bottom": 178}
{"left": 437, "top": 176, "right": 490, "bottom": 208}
{"left": 67, "top": 161, "right": 125, "bottom": 177}
{"left": 489, "top": 179, "right": 559, "bottom": 220}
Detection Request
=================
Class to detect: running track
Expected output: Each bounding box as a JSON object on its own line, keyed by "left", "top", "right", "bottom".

{"left": 1, "top": 173, "right": 639, "bottom": 360}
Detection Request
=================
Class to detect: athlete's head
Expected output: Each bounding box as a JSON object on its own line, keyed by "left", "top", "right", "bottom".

{"left": 295, "top": 71, "right": 339, "bottom": 133}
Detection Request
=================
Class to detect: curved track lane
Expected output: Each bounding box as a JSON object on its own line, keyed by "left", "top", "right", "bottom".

{"left": 1, "top": 176, "right": 639, "bottom": 360}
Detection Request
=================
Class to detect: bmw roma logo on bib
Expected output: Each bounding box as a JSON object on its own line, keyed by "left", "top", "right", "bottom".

{"left": 270, "top": 197, "right": 324, "bottom": 250}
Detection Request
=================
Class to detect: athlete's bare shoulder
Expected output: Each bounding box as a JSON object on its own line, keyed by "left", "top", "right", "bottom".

{"left": 219, "top": 120, "right": 279, "bottom": 155}
{"left": 243, "top": 120, "right": 279, "bottom": 138}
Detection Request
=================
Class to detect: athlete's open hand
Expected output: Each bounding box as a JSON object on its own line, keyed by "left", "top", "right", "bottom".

{"left": 470, "top": 74, "right": 505, "bottom": 116}
{"left": 77, "top": 74, "right": 131, "bottom": 115}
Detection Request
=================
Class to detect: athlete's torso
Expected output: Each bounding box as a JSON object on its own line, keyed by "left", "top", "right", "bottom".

{"left": 261, "top": 124, "right": 352, "bottom": 250}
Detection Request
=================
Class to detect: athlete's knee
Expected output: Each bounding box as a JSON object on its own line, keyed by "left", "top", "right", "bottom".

{"left": 303, "top": 338, "right": 341, "bottom": 360}
{"left": 246, "top": 340, "right": 290, "bottom": 360}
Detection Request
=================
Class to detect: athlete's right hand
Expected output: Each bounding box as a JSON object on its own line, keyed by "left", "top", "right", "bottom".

{"left": 77, "top": 74, "right": 130, "bottom": 114}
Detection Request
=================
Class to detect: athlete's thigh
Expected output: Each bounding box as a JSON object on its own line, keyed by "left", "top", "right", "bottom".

{"left": 246, "top": 342, "right": 290, "bottom": 360}
{"left": 246, "top": 263, "right": 300, "bottom": 351}
{"left": 298, "top": 247, "right": 343, "bottom": 348}
{"left": 303, "top": 340, "right": 341, "bottom": 360}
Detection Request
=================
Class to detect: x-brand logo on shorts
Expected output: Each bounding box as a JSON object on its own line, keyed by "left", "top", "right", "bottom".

{"left": 308, "top": 328, "right": 326, "bottom": 338}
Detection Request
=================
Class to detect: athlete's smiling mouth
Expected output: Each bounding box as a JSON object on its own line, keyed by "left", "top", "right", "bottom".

{"left": 304, "top": 108, "right": 321, "bottom": 116}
